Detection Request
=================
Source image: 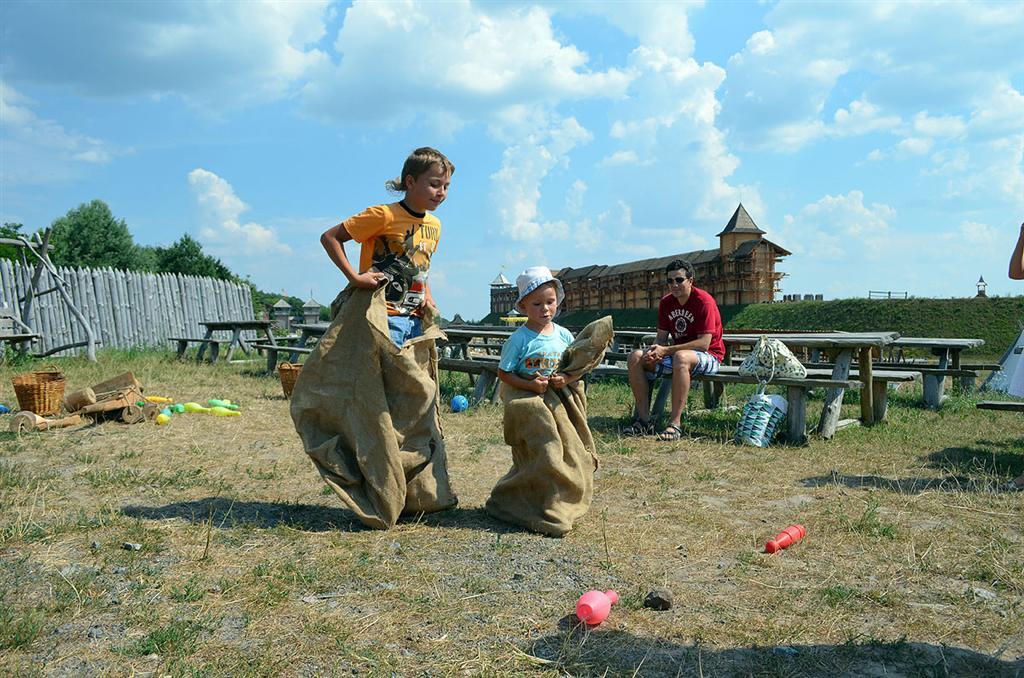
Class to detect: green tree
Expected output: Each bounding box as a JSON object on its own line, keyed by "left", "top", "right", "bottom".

{"left": 153, "top": 235, "right": 233, "bottom": 280}
{"left": 48, "top": 200, "right": 140, "bottom": 270}
{"left": 0, "top": 223, "right": 26, "bottom": 262}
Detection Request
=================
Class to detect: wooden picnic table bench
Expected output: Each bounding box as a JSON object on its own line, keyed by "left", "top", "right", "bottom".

{"left": 171, "top": 319, "right": 277, "bottom": 362}
{"left": 252, "top": 343, "right": 314, "bottom": 373}
{"left": 437, "top": 356, "right": 867, "bottom": 444}
{"left": 722, "top": 332, "right": 900, "bottom": 434}
{"left": 169, "top": 336, "right": 234, "bottom": 362}
{"left": 250, "top": 322, "right": 329, "bottom": 373}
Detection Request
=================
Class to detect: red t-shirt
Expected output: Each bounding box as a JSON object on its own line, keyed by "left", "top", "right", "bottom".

{"left": 656, "top": 287, "right": 725, "bottom": 361}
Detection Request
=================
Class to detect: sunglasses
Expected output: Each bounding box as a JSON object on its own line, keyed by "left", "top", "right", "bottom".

{"left": 667, "top": 276, "right": 690, "bottom": 285}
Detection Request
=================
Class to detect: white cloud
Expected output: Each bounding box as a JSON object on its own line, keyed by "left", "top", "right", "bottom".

{"left": 301, "top": 3, "right": 631, "bottom": 127}
{"left": 746, "top": 30, "right": 776, "bottom": 56}
{"left": 912, "top": 112, "right": 966, "bottom": 138}
{"left": 187, "top": 168, "right": 291, "bottom": 257}
{"left": 776, "top": 191, "right": 895, "bottom": 260}
{"left": 720, "top": 2, "right": 1024, "bottom": 152}
{"left": 489, "top": 115, "right": 592, "bottom": 242}
{"left": 599, "top": 150, "right": 640, "bottom": 167}
{"left": 1, "top": 3, "right": 331, "bottom": 111}
{"left": 565, "top": 179, "right": 587, "bottom": 216}
{"left": 0, "top": 82, "right": 119, "bottom": 184}
{"left": 895, "top": 137, "right": 934, "bottom": 156}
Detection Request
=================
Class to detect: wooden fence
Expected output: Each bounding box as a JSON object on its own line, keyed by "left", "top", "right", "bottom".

{"left": 0, "top": 259, "right": 254, "bottom": 356}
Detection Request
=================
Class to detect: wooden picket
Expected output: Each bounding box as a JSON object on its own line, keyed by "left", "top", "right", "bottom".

{"left": 0, "top": 261, "right": 254, "bottom": 356}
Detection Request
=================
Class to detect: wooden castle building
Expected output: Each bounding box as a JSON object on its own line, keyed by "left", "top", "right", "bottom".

{"left": 490, "top": 204, "right": 790, "bottom": 315}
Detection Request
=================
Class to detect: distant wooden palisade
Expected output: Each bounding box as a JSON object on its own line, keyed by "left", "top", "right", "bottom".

{"left": 489, "top": 204, "right": 791, "bottom": 315}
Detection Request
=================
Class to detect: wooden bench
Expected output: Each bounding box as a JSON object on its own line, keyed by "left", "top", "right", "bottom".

{"left": 251, "top": 343, "right": 313, "bottom": 373}
{"left": 0, "top": 308, "right": 39, "bottom": 356}
{"left": 976, "top": 401, "right": 1024, "bottom": 412}
{"left": 803, "top": 361, "right": 979, "bottom": 407}
{"left": 169, "top": 337, "right": 233, "bottom": 362}
{"left": 437, "top": 357, "right": 865, "bottom": 445}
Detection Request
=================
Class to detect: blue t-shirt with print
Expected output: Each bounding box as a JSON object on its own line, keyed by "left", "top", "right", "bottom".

{"left": 499, "top": 324, "right": 575, "bottom": 379}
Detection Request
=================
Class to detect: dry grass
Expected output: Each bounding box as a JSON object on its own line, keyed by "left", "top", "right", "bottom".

{"left": 0, "top": 351, "right": 1021, "bottom": 677}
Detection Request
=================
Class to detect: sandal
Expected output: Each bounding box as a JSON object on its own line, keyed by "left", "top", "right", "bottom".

{"left": 622, "top": 419, "right": 654, "bottom": 437}
{"left": 658, "top": 424, "right": 683, "bottom": 441}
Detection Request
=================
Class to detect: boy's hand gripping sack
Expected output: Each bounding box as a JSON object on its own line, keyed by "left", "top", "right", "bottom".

{"left": 737, "top": 335, "right": 807, "bottom": 381}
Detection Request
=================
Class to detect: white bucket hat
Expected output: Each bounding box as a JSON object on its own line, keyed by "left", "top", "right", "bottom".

{"left": 515, "top": 266, "right": 564, "bottom": 306}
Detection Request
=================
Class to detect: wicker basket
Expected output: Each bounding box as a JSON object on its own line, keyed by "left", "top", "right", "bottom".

{"left": 12, "top": 367, "right": 66, "bottom": 416}
{"left": 279, "top": 362, "right": 302, "bottom": 398}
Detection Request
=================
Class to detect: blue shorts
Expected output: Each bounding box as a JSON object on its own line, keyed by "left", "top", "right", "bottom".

{"left": 387, "top": 315, "right": 422, "bottom": 348}
{"left": 646, "top": 351, "right": 721, "bottom": 380}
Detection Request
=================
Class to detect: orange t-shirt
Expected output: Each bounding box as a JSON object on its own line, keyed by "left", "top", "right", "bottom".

{"left": 343, "top": 201, "right": 441, "bottom": 315}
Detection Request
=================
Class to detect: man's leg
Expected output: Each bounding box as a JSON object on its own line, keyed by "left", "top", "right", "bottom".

{"left": 627, "top": 349, "right": 652, "bottom": 422}
{"left": 666, "top": 350, "right": 698, "bottom": 430}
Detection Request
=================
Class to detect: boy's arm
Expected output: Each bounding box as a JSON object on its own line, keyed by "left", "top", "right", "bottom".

{"left": 422, "top": 280, "right": 437, "bottom": 310}
{"left": 320, "top": 223, "right": 386, "bottom": 289}
{"left": 498, "top": 368, "right": 548, "bottom": 394}
{"left": 1010, "top": 223, "right": 1024, "bottom": 280}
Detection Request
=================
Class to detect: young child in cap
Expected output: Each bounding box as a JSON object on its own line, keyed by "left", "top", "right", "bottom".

{"left": 496, "top": 266, "right": 577, "bottom": 394}
{"left": 486, "top": 267, "right": 605, "bottom": 537}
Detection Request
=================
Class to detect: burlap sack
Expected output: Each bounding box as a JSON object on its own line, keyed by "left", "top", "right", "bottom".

{"left": 485, "top": 317, "right": 613, "bottom": 537}
{"left": 290, "top": 286, "right": 457, "bottom": 529}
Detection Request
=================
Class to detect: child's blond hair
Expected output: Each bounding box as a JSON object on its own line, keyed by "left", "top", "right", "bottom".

{"left": 386, "top": 147, "right": 455, "bottom": 193}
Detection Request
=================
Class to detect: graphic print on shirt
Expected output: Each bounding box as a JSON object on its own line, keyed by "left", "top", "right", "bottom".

{"left": 668, "top": 308, "right": 695, "bottom": 341}
{"left": 523, "top": 353, "right": 561, "bottom": 376}
{"left": 371, "top": 223, "right": 440, "bottom": 310}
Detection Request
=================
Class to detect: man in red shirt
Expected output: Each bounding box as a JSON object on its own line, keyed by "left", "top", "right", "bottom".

{"left": 623, "top": 259, "right": 725, "bottom": 440}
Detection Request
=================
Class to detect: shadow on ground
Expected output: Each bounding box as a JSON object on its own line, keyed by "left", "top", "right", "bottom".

{"left": 528, "top": 628, "right": 1023, "bottom": 677}
{"left": 801, "top": 439, "right": 1024, "bottom": 494}
{"left": 800, "top": 470, "right": 987, "bottom": 494}
{"left": 121, "top": 499, "right": 515, "bottom": 534}
{"left": 926, "top": 441, "right": 1024, "bottom": 477}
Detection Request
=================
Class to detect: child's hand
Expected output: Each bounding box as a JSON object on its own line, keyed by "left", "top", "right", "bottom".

{"left": 352, "top": 271, "right": 388, "bottom": 289}
{"left": 548, "top": 373, "right": 570, "bottom": 389}
{"left": 529, "top": 374, "right": 549, "bottom": 394}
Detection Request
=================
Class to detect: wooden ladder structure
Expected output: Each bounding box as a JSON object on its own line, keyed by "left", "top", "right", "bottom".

{"left": 0, "top": 228, "right": 97, "bottom": 361}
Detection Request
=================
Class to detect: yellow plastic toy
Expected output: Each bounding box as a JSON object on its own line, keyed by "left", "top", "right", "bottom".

{"left": 155, "top": 413, "right": 171, "bottom": 425}
{"left": 210, "top": 406, "right": 240, "bottom": 417}
{"left": 145, "top": 396, "right": 174, "bottom": 404}
{"left": 183, "top": 402, "right": 210, "bottom": 413}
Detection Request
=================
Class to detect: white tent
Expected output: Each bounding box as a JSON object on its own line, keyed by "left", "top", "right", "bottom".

{"left": 983, "top": 325, "right": 1024, "bottom": 394}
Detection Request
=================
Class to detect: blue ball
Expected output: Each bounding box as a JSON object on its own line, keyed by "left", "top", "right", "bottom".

{"left": 451, "top": 395, "right": 469, "bottom": 413}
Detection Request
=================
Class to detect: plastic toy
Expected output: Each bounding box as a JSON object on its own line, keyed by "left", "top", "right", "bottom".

{"left": 575, "top": 589, "right": 618, "bottom": 626}
{"left": 171, "top": 403, "right": 185, "bottom": 413}
{"left": 451, "top": 395, "right": 469, "bottom": 413}
{"left": 160, "top": 407, "right": 172, "bottom": 417}
{"left": 183, "top": 402, "right": 210, "bottom": 413}
{"left": 210, "top": 406, "right": 240, "bottom": 417}
{"left": 208, "top": 399, "right": 239, "bottom": 410}
{"left": 145, "top": 396, "right": 174, "bottom": 404}
{"left": 155, "top": 413, "right": 171, "bottom": 425}
{"left": 765, "top": 524, "right": 806, "bottom": 553}
{"left": 0, "top": 404, "right": 10, "bottom": 414}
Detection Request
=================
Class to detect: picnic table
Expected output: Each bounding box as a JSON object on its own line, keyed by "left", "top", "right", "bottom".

{"left": 440, "top": 326, "right": 654, "bottom": 359}
{"left": 171, "top": 319, "right": 276, "bottom": 363}
{"left": 250, "top": 322, "right": 330, "bottom": 373}
{"left": 722, "top": 332, "right": 900, "bottom": 435}
{"left": 866, "top": 336, "right": 986, "bottom": 405}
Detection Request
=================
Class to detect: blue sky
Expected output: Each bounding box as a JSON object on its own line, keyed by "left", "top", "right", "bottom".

{"left": 2, "top": 0, "right": 1022, "bottom": 319}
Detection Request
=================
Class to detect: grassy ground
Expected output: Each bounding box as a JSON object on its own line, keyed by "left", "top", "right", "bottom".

{"left": 0, "top": 351, "right": 1021, "bottom": 677}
